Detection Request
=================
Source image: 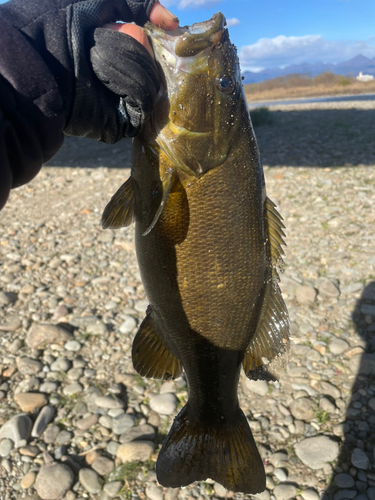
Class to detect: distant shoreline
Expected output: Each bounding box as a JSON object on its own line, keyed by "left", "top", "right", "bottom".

{"left": 247, "top": 92, "right": 375, "bottom": 107}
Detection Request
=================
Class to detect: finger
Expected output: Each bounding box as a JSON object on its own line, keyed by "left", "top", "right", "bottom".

{"left": 103, "top": 23, "right": 154, "bottom": 59}
{"left": 150, "top": 0, "right": 179, "bottom": 31}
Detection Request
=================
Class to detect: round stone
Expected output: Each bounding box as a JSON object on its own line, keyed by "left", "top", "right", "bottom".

{"left": 335, "top": 473, "right": 355, "bottom": 488}
{"left": 146, "top": 485, "right": 164, "bottom": 500}
{"left": 274, "top": 468, "right": 288, "bottom": 482}
{"left": 91, "top": 456, "right": 114, "bottom": 476}
{"left": 64, "top": 340, "right": 81, "bottom": 352}
{"left": 31, "top": 405, "right": 55, "bottom": 438}
{"left": 245, "top": 379, "right": 269, "bottom": 396}
{"left": 116, "top": 441, "right": 155, "bottom": 463}
{"left": 35, "top": 463, "right": 74, "bottom": 500}
{"left": 351, "top": 448, "right": 369, "bottom": 470}
{"left": 21, "top": 471, "right": 36, "bottom": 489}
{"left": 296, "top": 286, "right": 316, "bottom": 304}
{"left": 289, "top": 397, "right": 315, "bottom": 421}
{"left": 301, "top": 489, "right": 320, "bottom": 500}
{"left": 119, "top": 316, "right": 137, "bottom": 334}
{"left": 274, "top": 484, "right": 298, "bottom": 500}
{"left": 63, "top": 383, "right": 83, "bottom": 395}
{"left": 104, "top": 481, "right": 123, "bottom": 498}
{"left": 95, "top": 395, "right": 125, "bottom": 409}
{"left": 329, "top": 338, "right": 349, "bottom": 355}
{"left": 26, "top": 323, "right": 73, "bottom": 349}
{"left": 14, "top": 393, "right": 48, "bottom": 412}
{"left": 0, "top": 438, "right": 13, "bottom": 457}
{"left": 112, "top": 414, "right": 135, "bottom": 435}
{"left": 0, "top": 413, "right": 32, "bottom": 448}
{"left": 295, "top": 436, "right": 339, "bottom": 469}
{"left": 79, "top": 468, "right": 102, "bottom": 494}
{"left": 149, "top": 393, "right": 178, "bottom": 415}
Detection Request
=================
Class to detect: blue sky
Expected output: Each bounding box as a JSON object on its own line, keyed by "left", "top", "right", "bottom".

{"left": 0, "top": 0, "right": 374, "bottom": 72}
{"left": 164, "top": 0, "right": 375, "bottom": 71}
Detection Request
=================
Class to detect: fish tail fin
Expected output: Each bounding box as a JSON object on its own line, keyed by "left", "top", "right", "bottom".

{"left": 156, "top": 404, "right": 266, "bottom": 494}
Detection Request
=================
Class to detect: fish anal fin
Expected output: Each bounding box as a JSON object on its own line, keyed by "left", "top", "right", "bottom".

{"left": 265, "top": 197, "right": 286, "bottom": 268}
{"left": 132, "top": 310, "right": 181, "bottom": 380}
{"left": 143, "top": 169, "right": 174, "bottom": 236}
{"left": 102, "top": 177, "right": 135, "bottom": 229}
{"left": 243, "top": 278, "right": 289, "bottom": 381}
{"left": 156, "top": 405, "right": 266, "bottom": 494}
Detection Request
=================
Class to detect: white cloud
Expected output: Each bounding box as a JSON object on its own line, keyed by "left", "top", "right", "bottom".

{"left": 226, "top": 18, "right": 240, "bottom": 27}
{"left": 174, "top": 0, "right": 222, "bottom": 8}
{"left": 239, "top": 34, "right": 375, "bottom": 71}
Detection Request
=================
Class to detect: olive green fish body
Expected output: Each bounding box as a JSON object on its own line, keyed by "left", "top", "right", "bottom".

{"left": 102, "top": 12, "right": 289, "bottom": 494}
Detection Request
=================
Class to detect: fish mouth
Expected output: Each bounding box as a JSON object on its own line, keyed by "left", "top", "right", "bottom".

{"left": 145, "top": 12, "right": 226, "bottom": 58}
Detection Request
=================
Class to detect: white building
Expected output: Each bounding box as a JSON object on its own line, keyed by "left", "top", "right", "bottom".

{"left": 356, "top": 71, "right": 374, "bottom": 82}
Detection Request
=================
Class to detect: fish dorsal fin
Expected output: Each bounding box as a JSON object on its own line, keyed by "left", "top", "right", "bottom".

{"left": 101, "top": 177, "right": 135, "bottom": 229}
{"left": 132, "top": 308, "right": 182, "bottom": 380}
{"left": 265, "top": 197, "right": 286, "bottom": 270}
{"left": 243, "top": 278, "right": 289, "bottom": 381}
{"left": 143, "top": 169, "right": 174, "bottom": 236}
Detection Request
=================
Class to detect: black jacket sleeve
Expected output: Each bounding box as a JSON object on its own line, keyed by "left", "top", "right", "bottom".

{"left": 0, "top": 0, "right": 157, "bottom": 211}
{"left": 0, "top": 14, "right": 65, "bottom": 210}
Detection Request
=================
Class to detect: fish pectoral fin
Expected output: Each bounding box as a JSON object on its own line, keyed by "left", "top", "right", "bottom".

{"left": 156, "top": 405, "right": 266, "bottom": 494}
{"left": 101, "top": 177, "right": 135, "bottom": 229}
{"left": 132, "top": 309, "right": 182, "bottom": 380}
{"left": 265, "top": 197, "right": 286, "bottom": 271}
{"left": 243, "top": 277, "right": 289, "bottom": 381}
{"left": 143, "top": 169, "right": 174, "bottom": 236}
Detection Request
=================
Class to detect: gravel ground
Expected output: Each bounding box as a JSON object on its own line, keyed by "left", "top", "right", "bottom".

{"left": 0, "top": 99, "right": 375, "bottom": 500}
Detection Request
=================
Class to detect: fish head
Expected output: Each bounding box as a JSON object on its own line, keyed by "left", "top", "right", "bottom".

{"left": 145, "top": 13, "right": 248, "bottom": 178}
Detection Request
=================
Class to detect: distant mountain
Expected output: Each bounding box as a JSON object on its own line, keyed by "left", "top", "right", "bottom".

{"left": 242, "top": 55, "right": 375, "bottom": 84}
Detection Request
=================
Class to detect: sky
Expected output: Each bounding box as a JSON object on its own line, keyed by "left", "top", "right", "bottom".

{"left": 0, "top": 0, "right": 374, "bottom": 72}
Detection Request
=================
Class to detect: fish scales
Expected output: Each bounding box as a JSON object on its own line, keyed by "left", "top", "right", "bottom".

{"left": 102, "top": 11, "right": 289, "bottom": 494}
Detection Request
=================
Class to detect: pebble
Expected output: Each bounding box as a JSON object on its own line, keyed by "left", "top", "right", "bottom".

{"left": 91, "top": 456, "right": 114, "bottom": 476}
{"left": 116, "top": 441, "right": 155, "bottom": 462}
{"left": 119, "top": 316, "right": 137, "bottom": 334}
{"left": 17, "top": 357, "right": 43, "bottom": 375}
{"left": 95, "top": 395, "right": 125, "bottom": 409}
{"left": 0, "top": 438, "right": 13, "bottom": 457}
{"left": 34, "top": 463, "right": 74, "bottom": 500}
{"left": 335, "top": 473, "right": 355, "bottom": 488}
{"left": 149, "top": 393, "right": 178, "bottom": 415}
{"left": 295, "top": 436, "right": 339, "bottom": 469}
{"left": 146, "top": 485, "right": 164, "bottom": 500}
{"left": 301, "top": 489, "right": 320, "bottom": 500}
{"left": 64, "top": 340, "right": 81, "bottom": 352}
{"left": 296, "top": 286, "right": 316, "bottom": 304}
{"left": 43, "top": 425, "right": 60, "bottom": 444}
{"left": 273, "top": 484, "right": 298, "bottom": 500}
{"left": 289, "top": 397, "right": 315, "bottom": 421}
{"left": 63, "top": 382, "right": 83, "bottom": 395}
{"left": 14, "top": 392, "right": 48, "bottom": 412}
{"left": 274, "top": 468, "right": 288, "bottom": 482}
{"left": 0, "top": 414, "right": 32, "bottom": 447}
{"left": 21, "top": 471, "right": 36, "bottom": 489}
{"left": 329, "top": 338, "right": 350, "bottom": 355}
{"left": 26, "top": 323, "right": 73, "bottom": 349}
{"left": 76, "top": 413, "right": 99, "bottom": 430}
{"left": 79, "top": 468, "right": 102, "bottom": 494}
{"left": 351, "top": 448, "right": 370, "bottom": 470}
{"left": 103, "top": 481, "right": 123, "bottom": 498}
{"left": 245, "top": 379, "right": 269, "bottom": 396}
{"left": 119, "top": 424, "right": 156, "bottom": 443}
{"left": 31, "top": 405, "right": 55, "bottom": 438}
{"left": 112, "top": 413, "right": 135, "bottom": 434}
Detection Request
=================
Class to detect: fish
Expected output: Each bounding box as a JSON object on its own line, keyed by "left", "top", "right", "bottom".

{"left": 102, "top": 12, "right": 289, "bottom": 494}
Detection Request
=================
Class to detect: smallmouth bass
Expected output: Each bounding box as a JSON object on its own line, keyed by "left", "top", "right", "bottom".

{"left": 102, "top": 12, "right": 289, "bottom": 494}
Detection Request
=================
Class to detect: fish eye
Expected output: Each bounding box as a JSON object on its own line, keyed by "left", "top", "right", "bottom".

{"left": 216, "top": 76, "right": 235, "bottom": 94}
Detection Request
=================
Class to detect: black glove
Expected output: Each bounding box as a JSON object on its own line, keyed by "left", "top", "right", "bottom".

{"left": 0, "top": 0, "right": 160, "bottom": 143}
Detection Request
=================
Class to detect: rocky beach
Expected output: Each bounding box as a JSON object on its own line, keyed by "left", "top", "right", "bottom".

{"left": 0, "top": 98, "right": 374, "bottom": 500}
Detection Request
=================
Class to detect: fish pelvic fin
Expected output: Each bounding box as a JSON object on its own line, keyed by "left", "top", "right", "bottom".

{"left": 143, "top": 169, "right": 174, "bottom": 236}
{"left": 156, "top": 404, "right": 266, "bottom": 494}
{"left": 101, "top": 177, "right": 135, "bottom": 229}
{"left": 132, "top": 309, "right": 182, "bottom": 380}
{"left": 243, "top": 277, "right": 289, "bottom": 381}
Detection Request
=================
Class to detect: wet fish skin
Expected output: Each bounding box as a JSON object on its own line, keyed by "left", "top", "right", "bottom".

{"left": 102, "top": 12, "right": 289, "bottom": 494}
